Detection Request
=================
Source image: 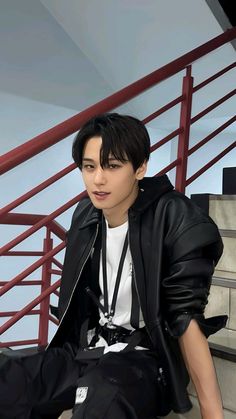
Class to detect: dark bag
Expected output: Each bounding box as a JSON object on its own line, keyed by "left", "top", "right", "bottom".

{"left": 73, "top": 350, "right": 171, "bottom": 418}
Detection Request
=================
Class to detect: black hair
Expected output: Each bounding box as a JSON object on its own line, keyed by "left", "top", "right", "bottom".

{"left": 72, "top": 113, "right": 150, "bottom": 171}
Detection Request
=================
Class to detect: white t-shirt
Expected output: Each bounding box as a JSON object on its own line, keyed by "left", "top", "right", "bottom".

{"left": 99, "top": 220, "right": 133, "bottom": 329}
{"left": 87, "top": 220, "right": 145, "bottom": 353}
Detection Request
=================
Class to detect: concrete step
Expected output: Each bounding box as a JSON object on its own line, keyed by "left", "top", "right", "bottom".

{"left": 206, "top": 269, "right": 236, "bottom": 335}
{"left": 191, "top": 193, "right": 236, "bottom": 231}
{"left": 209, "top": 327, "right": 236, "bottom": 351}
{"left": 165, "top": 391, "right": 236, "bottom": 418}
{"left": 208, "top": 194, "right": 236, "bottom": 230}
{"left": 213, "top": 269, "right": 236, "bottom": 286}
{"left": 216, "top": 231, "right": 236, "bottom": 273}
{"left": 191, "top": 194, "right": 236, "bottom": 273}
{"left": 212, "top": 356, "right": 236, "bottom": 413}
{"left": 60, "top": 411, "right": 71, "bottom": 419}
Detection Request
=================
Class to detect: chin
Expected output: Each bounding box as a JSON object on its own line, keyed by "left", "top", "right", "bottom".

{"left": 90, "top": 199, "right": 106, "bottom": 209}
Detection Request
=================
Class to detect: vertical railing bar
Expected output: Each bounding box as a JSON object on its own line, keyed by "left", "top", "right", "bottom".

{"left": 38, "top": 227, "right": 53, "bottom": 347}
{"left": 175, "top": 65, "right": 194, "bottom": 193}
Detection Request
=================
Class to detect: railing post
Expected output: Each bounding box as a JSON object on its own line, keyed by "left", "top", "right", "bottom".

{"left": 175, "top": 65, "right": 194, "bottom": 193}
{"left": 38, "top": 228, "right": 53, "bottom": 347}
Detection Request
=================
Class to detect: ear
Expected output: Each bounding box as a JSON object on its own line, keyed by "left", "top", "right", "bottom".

{"left": 135, "top": 160, "right": 147, "bottom": 180}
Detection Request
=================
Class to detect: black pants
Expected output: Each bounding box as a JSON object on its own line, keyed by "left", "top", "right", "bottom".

{"left": 0, "top": 347, "right": 168, "bottom": 419}
{"left": 0, "top": 347, "right": 79, "bottom": 419}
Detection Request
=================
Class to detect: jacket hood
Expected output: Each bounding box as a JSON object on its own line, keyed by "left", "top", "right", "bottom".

{"left": 131, "top": 175, "right": 174, "bottom": 213}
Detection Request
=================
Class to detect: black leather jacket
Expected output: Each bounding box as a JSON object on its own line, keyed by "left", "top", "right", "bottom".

{"left": 50, "top": 175, "right": 227, "bottom": 413}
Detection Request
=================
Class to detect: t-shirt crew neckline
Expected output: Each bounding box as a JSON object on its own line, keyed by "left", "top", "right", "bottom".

{"left": 105, "top": 219, "right": 128, "bottom": 235}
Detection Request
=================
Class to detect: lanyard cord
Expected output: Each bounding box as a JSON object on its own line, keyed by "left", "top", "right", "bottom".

{"left": 102, "top": 217, "right": 128, "bottom": 322}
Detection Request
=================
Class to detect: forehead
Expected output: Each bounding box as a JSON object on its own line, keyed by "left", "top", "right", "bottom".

{"left": 83, "top": 136, "right": 102, "bottom": 157}
{"left": 82, "top": 135, "right": 129, "bottom": 166}
{"left": 83, "top": 136, "right": 120, "bottom": 159}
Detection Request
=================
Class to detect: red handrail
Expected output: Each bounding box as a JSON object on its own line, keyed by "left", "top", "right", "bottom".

{"left": 0, "top": 310, "right": 41, "bottom": 317}
{"left": 0, "top": 163, "right": 76, "bottom": 218}
{"left": 0, "top": 279, "right": 61, "bottom": 335}
{"left": 0, "top": 241, "right": 65, "bottom": 297}
{"left": 189, "top": 116, "right": 236, "bottom": 155}
{"left": 186, "top": 140, "right": 236, "bottom": 185}
{"left": 0, "top": 193, "right": 86, "bottom": 255}
{"left": 0, "top": 213, "right": 67, "bottom": 240}
{"left": 2, "top": 339, "right": 40, "bottom": 348}
{"left": 193, "top": 62, "right": 236, "bottom": 92}
{"left": 150, "top": 128, "right": 183, "bottom": 153}
{"left": 143, "top": 94, "right": 184, "bottom": 124}
{"left": 191, "top": 89, "right": 236, "bottom": 124}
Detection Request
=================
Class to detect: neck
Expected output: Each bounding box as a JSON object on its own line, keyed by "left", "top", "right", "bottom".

{"left": 103, "top": 212, "right": 128, "bottom": 228}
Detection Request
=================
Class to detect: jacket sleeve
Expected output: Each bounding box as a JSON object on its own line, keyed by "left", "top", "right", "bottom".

{"left": 162, "top": 221, "right": 227, "bottom": 338}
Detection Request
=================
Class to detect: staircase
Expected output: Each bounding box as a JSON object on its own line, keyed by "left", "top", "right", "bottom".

{"left": 183, "top": 168, "right": 236, "bottom": 419}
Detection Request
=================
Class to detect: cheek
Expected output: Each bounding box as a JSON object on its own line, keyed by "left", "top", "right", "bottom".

{"left": 82, "top": 173, "right": 90, "bottom": 186}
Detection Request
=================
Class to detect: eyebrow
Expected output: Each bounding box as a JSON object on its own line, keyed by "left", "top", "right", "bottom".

{"left": 82, "top": 157, "right": 120, "bottom": 162}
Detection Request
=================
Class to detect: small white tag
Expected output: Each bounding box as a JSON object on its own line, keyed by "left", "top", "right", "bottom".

{"left": 75, "top": 386, "right": 88, "bottom": 404}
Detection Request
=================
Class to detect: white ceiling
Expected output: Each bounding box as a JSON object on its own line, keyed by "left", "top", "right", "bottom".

{"left": 39, "top": 0, "right": 233, "bottom": 86}
{"left": 40, "top": 0, "right": 236, "bottom": 119}
{"left": 0, "top": 0, "right": 112, "bottom": 111}
{"left": 1, "top": 0, "right": 236, "bottom": 129}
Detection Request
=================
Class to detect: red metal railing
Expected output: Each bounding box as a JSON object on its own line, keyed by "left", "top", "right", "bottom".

{"left": 0, "top": 28, "right": 236, "bottom": 348}
{"left": 0, "top": 215, "right": 66, "bottom": 347}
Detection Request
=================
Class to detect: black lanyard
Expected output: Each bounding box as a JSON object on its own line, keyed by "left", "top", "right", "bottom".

{"left": 85, "top": 218, "right": 141, "bottom": 330}
{"left": 101, "top": 217, "right": 128, "bottom": 327}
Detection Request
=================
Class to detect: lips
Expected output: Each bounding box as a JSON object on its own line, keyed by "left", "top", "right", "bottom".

{"left": 93, "top": 191, "right": 110, "bottom": 200}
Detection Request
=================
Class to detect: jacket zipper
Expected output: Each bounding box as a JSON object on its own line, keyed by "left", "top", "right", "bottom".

{"left": 128, "top": 231, "right": 153, "bottom": 344}
{"left": 46, "top": 224, "right": 99, "bottom": 349}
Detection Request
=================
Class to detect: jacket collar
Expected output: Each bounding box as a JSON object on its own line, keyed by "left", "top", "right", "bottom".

{"left": 79, "top": 203, "right": 101, "bottom": 229}
{"left": 130, "top": 175, "right": 173, "bottom": 213}
{"left": 79, "top": 175, "right": 173, "bottom": 229}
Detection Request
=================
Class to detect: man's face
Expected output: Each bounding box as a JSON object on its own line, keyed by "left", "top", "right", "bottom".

{"left": 81, "top": 136, "right": 146, "bottom": 223}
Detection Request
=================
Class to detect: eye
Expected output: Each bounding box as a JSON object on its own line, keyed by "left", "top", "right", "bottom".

{"left": 82, "top": 164, "right": 94, "bottom": 170}
{"left": 108, "top": 164, "right": 119, "bottom": 169}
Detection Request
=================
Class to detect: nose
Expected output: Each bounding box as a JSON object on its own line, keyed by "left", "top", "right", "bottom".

{"left": 94, "top": 167, "right": 106, "bottom": 185}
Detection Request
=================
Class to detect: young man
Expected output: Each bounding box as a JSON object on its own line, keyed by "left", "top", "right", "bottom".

{"left": 0, "top": 113, "right": 227, "bottom": 419}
